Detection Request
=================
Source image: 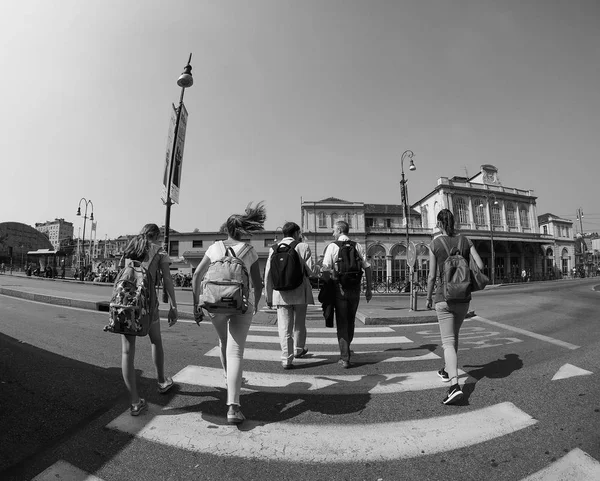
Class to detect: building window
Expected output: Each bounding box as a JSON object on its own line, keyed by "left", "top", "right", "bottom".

{"left": 366, "top": 218, "right": 374, "bottom": 228}
{"left": 473, "top": 198, "right": 486, "bottom": 225}
{"left": 491, "top": 204, "right": 502, "bottom": 227}
{"left": 421, "top": 206, "right": 429, "bottom": 228}
{"left": 386, "top": 218, "right": 392, "bottom": 228}
{"left": 543, "top": 225, "right": 548, "bottom": 235}
{"left": 344, "top": 212, "right": 352, "bottom": 228}
{"left": 264, "top": 238, "right": 276, "bottom": 247}
{"left": 192, "top": 240, "right": 203, "bottom": 248}
{"left": 318, "top": 212, "right": 326, "bottom": 228}
{"left": 506, "top": 203, "right": 516, "bottom": 227}
{"left": 519, "top": 205, "right": 530, "bottom": 228}
{"left": 331, "top": 213, "right": 337, "bottom": 228}
{"left": 454, "top": 197, "right": 469, "bottom": 225}
{"left": 169, "top": 241, "right": 179, "bottom": 257}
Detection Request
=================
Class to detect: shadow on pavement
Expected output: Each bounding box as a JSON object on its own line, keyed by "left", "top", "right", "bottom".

{"left": 0, "top": 332, "right": 175, "bottom": 481}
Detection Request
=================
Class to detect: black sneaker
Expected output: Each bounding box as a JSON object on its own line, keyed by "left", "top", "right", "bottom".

{"left": 437, "top": 368, "right": 450, "bottom": 382}
{"left": 442, "top": 384, "right": 463, "bottom": 405}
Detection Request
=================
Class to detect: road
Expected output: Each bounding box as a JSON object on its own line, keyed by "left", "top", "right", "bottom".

{"left": 0, "top": 278, "right": 599, "bottom": 480}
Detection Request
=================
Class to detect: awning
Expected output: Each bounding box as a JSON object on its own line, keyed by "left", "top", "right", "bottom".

{"left": 27, "top": 249, "right": 58, "bottom": 255}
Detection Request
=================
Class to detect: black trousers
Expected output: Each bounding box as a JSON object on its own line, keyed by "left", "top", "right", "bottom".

{"left": 334, "top": 283, "right": 361, "bottom": 361}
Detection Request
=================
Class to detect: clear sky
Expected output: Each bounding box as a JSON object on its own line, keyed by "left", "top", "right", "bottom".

{"left": 1, "top": 0, "right": 599, "bottom": 239}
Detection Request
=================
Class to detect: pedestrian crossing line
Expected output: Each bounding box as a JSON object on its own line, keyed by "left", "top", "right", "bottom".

{"left": 249, "top": 325, "right": 395, "bottom": 333}
{"left": 105, "top": 401, "right": 536, "bottom": 462}
{"left": 520, "top": 448, "right": 600, "bottom": 480}
{"left": 246, "top": 334, "right": 413, "bottom": 345}
{"left": 32, "top": 459, "right": 105, "bottom": 481}
{"left": 205, "top": 347, "right": 440, "bottom": 363}
{"left": 172, "top": 366, "right": 464, "bottom": 394}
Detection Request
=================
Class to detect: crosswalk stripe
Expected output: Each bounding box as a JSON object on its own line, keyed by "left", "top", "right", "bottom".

{"left": 173, "top": 366, "right": 462, "bottom": 393}
{"left": 249, "top": 325, "right": 395, "bottom": 333}
{"left": 205, "top": 347, "right": 439, "bottom": 363}
{"left": 32, "top": 460, "right": 105, "bottom": 481}
{"left": 246, "top": 335, "right": 413, "bottom": 345}
{"left": 106, "top": 401, "right": 536, "bottom": 462}
{"left": 520, "top": 448, "right": 600, "bottom": 480}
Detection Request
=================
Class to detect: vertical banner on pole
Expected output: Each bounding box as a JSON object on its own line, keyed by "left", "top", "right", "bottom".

{"left": 170, "top": 103, "right": 188, "bottom": 204}
{"left": 161, "top": 105, "right": 178, "bottom": 204}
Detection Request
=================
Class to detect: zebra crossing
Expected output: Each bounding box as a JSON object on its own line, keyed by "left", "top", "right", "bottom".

{"left": 33, "top": 310, "right": 600, "bottom": 480}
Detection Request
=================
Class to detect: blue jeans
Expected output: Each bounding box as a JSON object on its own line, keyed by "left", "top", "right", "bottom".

{"left": 334, "top": 284, "right": 361, "bottom": 361}
{"left": 435, "top": 301, "right": 470, "bottom": 383}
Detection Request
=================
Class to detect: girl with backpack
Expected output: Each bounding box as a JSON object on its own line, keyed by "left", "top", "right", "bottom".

{"left": 192, "top": 202, "right": 265, "bottom": 424}
{"left": 426, "top": 209, "right": 484, "bottom": 405}
{"left": 120, "top": 224, "right": 179, "bottom": 416}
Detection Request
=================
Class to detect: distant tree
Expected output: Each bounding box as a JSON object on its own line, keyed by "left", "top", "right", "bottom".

{"left": 193, "top": 228, "right": 200, "bottom": 233}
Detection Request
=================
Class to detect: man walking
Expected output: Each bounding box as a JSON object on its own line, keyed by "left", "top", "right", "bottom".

{"left": 265, "top": 222, "right": 314, "bottom": 370}
{"left": 321, "top": 220, "right": 372, "bottom": 368}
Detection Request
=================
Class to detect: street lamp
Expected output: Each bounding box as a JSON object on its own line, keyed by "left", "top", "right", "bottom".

{"left": 163, "top": 54, "right": 194, "bottom": 302}
{"left": 400, "top": 150, "right": 416, "bottom": 309}
{"left": 76, "top": 198, "right": 94, "bottom": 281}
{"left": 479, "top": 194, "right": 498, "bottom": 285}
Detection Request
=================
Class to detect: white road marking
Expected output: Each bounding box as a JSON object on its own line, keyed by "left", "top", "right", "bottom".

{"left": 106, "top": 401, "right": 536, "bottom": 462}
{"left": 32, "top": 460, "right": 105, "bottom": 481}
{"left": 205, "top": 347, "right": 439, "bottom": 363}
{"left": 520, "top": 448, "right": 600, "bottom": 480}
{"left": 472, "top": 316, "right": 580, "bottom": 350}
{"left": 249, "top": 325, "right": 395, "bottom": 333}
{"left": 173, "top": 366, "right": 462, "bottom": 394}
{"left": 246, "top": 335, "right": 413, "bottom": 345}
{"left": 551, "top": 363, "right": 593, "bottom": 381}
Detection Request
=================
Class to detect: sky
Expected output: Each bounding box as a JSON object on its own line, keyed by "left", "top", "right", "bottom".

{"left": 1, "top": 0, "right": 599, "bottom": 239}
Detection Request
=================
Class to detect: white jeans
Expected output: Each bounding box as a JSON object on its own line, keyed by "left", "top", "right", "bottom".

{"left": 211, "top": 310, "right": 253, "bottom": 406}
{"left": 277, "top": 304, "right": 308, "bottom": 365}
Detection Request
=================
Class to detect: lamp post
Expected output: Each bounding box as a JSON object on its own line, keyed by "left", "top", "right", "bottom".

{"left": 76, "top": 198, "right": 94, "bottom": 281}
{"left": 400, "top": 150, "right": 416, "bottom": 308}
{"left": 162, "top": 54, "right": 194, "bottom": 302}
{"left": 479, "top": 194, "right": 498, "bottom": 285}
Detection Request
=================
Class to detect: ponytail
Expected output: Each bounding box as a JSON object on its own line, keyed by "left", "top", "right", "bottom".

{"left": 124, "top": 234, "right": 150, "bottom": 262}
{"left": 437, "top": 209, "right": 457, "bottom": 236}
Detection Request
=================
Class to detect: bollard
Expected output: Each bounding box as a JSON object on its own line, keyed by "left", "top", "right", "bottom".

{"left": 411, "top": 286, "right": 418, "bottom": 311}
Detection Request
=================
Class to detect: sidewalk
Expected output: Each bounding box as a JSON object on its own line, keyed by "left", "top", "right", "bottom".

{"left": 0, "top": 273, "right": 438, "bottom": 325}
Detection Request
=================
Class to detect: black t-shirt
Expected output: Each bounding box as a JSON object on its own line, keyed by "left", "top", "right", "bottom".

{"left": 430, "top": 234, "right": 473, "bottom": 304}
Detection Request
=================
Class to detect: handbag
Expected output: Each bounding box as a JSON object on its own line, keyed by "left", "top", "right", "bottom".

{"left": 470, "top": 257, "right": 489, "bottom": 292}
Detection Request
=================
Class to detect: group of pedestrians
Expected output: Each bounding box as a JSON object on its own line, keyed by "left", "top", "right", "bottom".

{"left": 113, "top": 205, "right": 482, "bottom": 424}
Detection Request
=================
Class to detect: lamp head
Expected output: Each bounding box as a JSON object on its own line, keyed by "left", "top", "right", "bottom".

{"left": 76, "top": 207, "right": 81, "bottom": 216}
{"left": 90, "top": 213, "right": 94, "bottom": 221}
{"left": 177, "top": 64, "right": 193, "bottom": 88}
{"left": 409, "top": 159, "right": 416, "bottom": 171}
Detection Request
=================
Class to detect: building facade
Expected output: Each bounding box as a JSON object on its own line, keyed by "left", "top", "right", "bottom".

{"left": 35, "top": 218, "right": 74, "bottom": 251}
{"left": 169, "top": 165, "right": 575, "bottom": 285}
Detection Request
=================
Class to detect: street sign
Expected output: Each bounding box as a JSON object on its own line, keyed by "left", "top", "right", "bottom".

{"left": 407, "top": 241, "right": 417, "bottom": 267}
{"left": 161, "top": 103, "right": 188, "bottom": 205}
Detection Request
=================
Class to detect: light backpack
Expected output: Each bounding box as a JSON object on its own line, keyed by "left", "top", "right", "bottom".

{"left": 439, "top": 235, "right": 472, "bottom": 302}
{"left": 270, "top": 240, "right": 304, "bottom": 291}
{"left": 199, "top": 241, "right": 251, "bottom": 314}
{"left": 334, "top": 240, "right": 363, "bottom": 288}
{"left": 104, "top": 251, "right": 158, "bottom": 336}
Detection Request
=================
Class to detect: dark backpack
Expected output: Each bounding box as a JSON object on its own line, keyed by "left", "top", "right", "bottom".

{"left": 334, "top": 240, "right": 363, "bottom": 288}
{"left": 199, "top": 241, "right": 251, "bottom": 314}
{"left": 439, "top": 236, "right": 471, "bottom": 302}
{"left": 270, "top": 240, "right": 305, "bottom": 291}
{"left": 104, "top": 250, "right": 158, "bottom": 336}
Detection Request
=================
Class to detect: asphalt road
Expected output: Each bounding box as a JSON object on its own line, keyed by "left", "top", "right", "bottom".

{"left": 0, "top": 279, "right": 599, "bottom": 480}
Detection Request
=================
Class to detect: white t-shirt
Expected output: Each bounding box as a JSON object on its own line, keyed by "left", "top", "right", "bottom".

{"left": 205, "top": 241, "right": 258, "bottom": 282}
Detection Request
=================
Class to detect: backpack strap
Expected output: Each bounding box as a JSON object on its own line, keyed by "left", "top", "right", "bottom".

{"left": 438, "top": 236, "right": 452, "bottom": 257}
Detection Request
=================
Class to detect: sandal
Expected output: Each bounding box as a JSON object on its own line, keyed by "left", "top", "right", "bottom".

{"left": 130, "top": 398, "right": 148, "bottom": 417}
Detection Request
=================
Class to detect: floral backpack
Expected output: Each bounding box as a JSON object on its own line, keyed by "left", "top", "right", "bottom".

{"left": 104, "top": 249, "right": 158, "bottom": 336}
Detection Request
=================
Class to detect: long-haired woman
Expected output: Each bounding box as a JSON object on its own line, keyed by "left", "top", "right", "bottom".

{"left": 426, "top": 209, "right": 484, "bottom": 405}
{"left": 192, "top": 202, "right": 265, "bottom": 424}
{"left": 121, "top": 223, "right": 178, "bottom": 416}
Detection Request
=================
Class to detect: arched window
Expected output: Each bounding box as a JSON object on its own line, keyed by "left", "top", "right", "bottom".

{"left": 391, "top": 244, "right": 407, "bottom": 282}
{"left": 491, "top": 203, "right": 502, "bottom": 227}
{"left": 421, "top": 206, "right": 429, "bottom": 228}
{"left": 506, "top": 203, "right": 516, "bottom": 227}
{"left": 368, "top": 244, "right": 387, "bottom": 283}
{"left": 318, "top": 212, "right": 326, "bottom": 228}
{"left": 454, "top": 197, "right": 469, "bottom": 225}
{"left": 473, "top": 198, "right": 486, "bottom": 225}
{"left": 519, "top": 205, "right": 530, "bottom": 228}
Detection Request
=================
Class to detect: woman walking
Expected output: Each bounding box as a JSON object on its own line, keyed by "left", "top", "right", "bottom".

{"left": 426, "top": 209, "right": 484, "bottom": 405}
{"left": 120, "top": 224, "right": 179, "bottom": 416}
{"left": 192, "top": 202, "right": 265, "bottom": 424}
